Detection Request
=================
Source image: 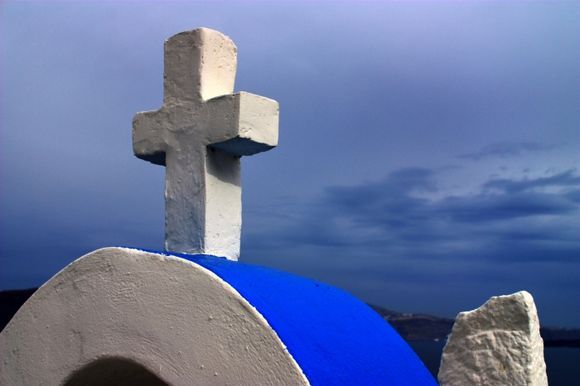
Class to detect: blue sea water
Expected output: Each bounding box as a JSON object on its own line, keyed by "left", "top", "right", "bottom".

{"left": 410, "top": 341, "right": 580, "bottom": 386}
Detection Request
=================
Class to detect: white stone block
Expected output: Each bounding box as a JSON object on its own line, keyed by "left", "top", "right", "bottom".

{"left": 438, "top": 291, "right": 548, "bottom": 386}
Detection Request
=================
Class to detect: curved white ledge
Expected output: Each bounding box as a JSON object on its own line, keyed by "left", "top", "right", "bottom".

{"left": 0, "top": 247, "right": 308, "bottom": 385}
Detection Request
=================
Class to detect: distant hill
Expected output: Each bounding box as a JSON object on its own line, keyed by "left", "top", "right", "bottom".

{"left": 0, "top": 289, "right": 36, "bottom": 331}
{"left": 1, "top": 288, "right": 579, "bottom": 347}
{"left": 369, "top": 304, "right": 454, "bottom": 341}
{"left": 368, "top": 304, "right": 580, "bottom": 348}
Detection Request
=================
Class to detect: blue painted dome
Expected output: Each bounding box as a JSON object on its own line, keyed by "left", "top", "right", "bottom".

{"left": 146, "top": 249, "right": 437, "bottom": 386}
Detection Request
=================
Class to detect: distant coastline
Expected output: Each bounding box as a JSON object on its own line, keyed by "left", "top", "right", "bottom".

{"left": 1, "top": 288, "right": 579, "bottom": 348}
{"left": 368, "top": 304, "right": 580, "bottom": 348}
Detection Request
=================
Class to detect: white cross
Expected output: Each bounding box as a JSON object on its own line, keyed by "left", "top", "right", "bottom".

{"left": 133, "top": 28, "right": 279, "bottom": 260}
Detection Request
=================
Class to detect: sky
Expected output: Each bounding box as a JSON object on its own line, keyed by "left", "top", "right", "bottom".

{"left": 1, "top": 1, "right": 579, "bottom": 327}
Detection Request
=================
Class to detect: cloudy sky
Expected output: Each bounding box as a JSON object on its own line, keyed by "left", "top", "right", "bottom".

{"left": 1, "top": 1, "right": 579, "bottom": 327}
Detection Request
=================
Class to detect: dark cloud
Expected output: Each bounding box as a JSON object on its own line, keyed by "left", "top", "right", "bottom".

{"left": 248, "top": 168, "right": 580, "bottom": 264}
{"left": 458, "top": 142, "right": 556, "bottom": 161}
{"left": 483, "top": 169, "right": 580, "bottom": 193}
{"left": 242, "top": 168, "right": 580, "bottom": 325}
{"left": 438, "top": 192, "right": 577, "bottom": 223}
{"left": 566, "top": 189, "right": 580, "bottom": 203}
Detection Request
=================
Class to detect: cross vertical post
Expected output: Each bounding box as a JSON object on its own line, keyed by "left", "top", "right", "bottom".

{"left": 133, "top": 28, "right": 279, "bottom": 260}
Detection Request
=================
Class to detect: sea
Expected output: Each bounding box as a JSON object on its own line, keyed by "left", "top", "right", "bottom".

{"left": 410, "top": 341, "right": 580, "bottom": 386}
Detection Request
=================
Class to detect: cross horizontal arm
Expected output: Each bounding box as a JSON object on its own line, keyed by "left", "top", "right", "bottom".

{"left": 206, "top": 92, "right": 279, "bottom": 156}
{"left": 132, "top": 28, "right": 280, "bottom": 260}
{"left": 133, "top": 110, "right": 168, "bottom": 166}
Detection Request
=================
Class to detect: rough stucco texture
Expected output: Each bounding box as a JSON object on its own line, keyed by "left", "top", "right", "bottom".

{"left": 132, "top": 28, "right": 279, "bottom": 260}
{"left": 438, "top": 291, "right": 548, "bottom": 386}
{"left": 0, "top": 248, "right": 307, "bottom": 385}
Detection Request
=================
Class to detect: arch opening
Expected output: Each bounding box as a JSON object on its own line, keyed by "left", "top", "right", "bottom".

{"left": 63, "top": 356, "right": 169, "bottom": 386}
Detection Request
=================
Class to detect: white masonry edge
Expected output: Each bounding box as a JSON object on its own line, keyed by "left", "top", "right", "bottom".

{"left": 0, "top": 247, "right": 310, "bottom": 385}
{"left": 119, "top": 247, "right": 311, "bottom": 386}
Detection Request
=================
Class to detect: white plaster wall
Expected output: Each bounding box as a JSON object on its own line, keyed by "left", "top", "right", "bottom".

{"left": 0, "top": 248, "right": 308, "bottom": 385}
